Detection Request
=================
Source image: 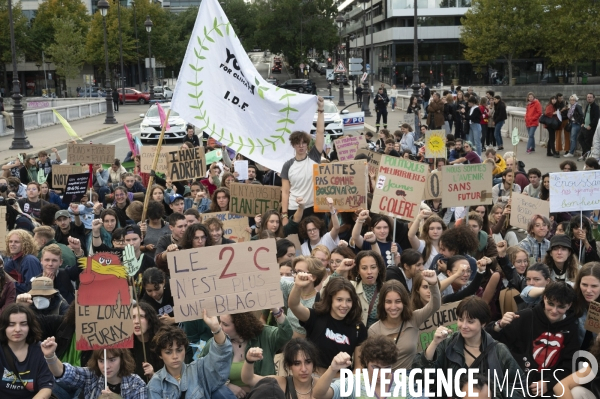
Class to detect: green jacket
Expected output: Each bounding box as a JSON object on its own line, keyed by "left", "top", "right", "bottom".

{"left": 201, "top": 316, "right": 293, "bottom": 376}
{"left": 38, "top": 240, "right": 77, "bottom": 269}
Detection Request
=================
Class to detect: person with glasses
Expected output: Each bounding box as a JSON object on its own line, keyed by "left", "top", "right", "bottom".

{"left": 448, "top": 140, "right": 481, "bottom": 165}
{"left": 180, "top": 224, "right": 213, "bottom": 250}
{"left": 328, "top": 246, "right": 356, "bottom": 275}
{"left": 298, "top": 202, "right": 340, "bottom": 256}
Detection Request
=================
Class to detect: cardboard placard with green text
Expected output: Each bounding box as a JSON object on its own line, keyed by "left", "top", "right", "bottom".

{"left": 200, "top": 211, "right": 251, "bottom": 242}
{"left": 371, "top": 155, "right": 428, "bottom": 221}
{"left": 166, "top": 239, "right": 284, "bottom": 321}
{"left": 313, "top": 160, "right": 368, "bottom": 212}
{"left": 440, "top": 164, "right": 493, "bottom": 208}
{"left": 141, "top": 145, "right": 179, "bottom": 174}
{"left": 510, "top": 193, "right": 550, "bottom": 230}
{"left": 167, "top": 147, "right": 206, "bottom": 181}
{"left": 67, "top": 143, "right": 115, "bottom": 164}
{"left": 229, "top": 183, "right": 281, "bottom": 217}
{"left": 52, "top": 164, "right": 87, "bottom": 190}
{"left": 418, "top": 301, "right": 460, "bottom": 352}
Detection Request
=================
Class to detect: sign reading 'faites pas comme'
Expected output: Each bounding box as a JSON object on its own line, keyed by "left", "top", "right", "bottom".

{"left": 171, "top": 0, "right": 317, "bottom": 173}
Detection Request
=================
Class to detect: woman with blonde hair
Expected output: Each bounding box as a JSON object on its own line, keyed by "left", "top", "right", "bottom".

{"left": 4, "top": 229, "right": 42, "bottom": 294}
{"left": 310, "top": 244, "right": 330, "bottom": 269}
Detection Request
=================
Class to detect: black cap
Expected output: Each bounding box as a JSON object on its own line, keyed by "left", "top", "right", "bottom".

{"left": 548, "top": 234, "right": 572, "bottom": 252}
{"left": 123, "top": 225, "right": 142, "bottom": 237}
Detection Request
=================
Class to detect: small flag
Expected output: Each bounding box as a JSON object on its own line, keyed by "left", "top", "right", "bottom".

{"left": 205, "top": 149, "right": 223, "bottom": 164}
{"left": 134, "top": 136, "right": 143, "bottom": 155}
{"left": 52, "top": 109, "right": 82, "bottom": 140}
{"left": 124, "top": 125, "right": 137, "bottom": 156}
{"left": 156, "top": 103, "right": 171, "bottom": 132}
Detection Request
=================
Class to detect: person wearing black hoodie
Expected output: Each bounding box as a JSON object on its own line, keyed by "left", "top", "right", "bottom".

{"left": 486, "top": 282, "right": 579, "bottom": 397}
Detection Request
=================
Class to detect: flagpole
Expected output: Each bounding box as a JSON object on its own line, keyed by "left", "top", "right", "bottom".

{"left": 140, "top": 109, "right": 171, "bottom": 223}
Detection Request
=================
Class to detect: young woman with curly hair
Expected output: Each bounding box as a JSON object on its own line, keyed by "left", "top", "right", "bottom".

{"left": 131, "top": 301, "right": 164, "bottom": 380}
{"left": 4, "top": 229, "right": 42, "bottom": 294}
{"left": 407, "top": 210, "right": 447, "bottom": 269}
{"left": 298, "top": 208, "right": 340, "bottom": 256}
{"left": 200, "top": 310, "right": 293, "bottom": 397}
{"left": 435, "top": 225, "right": 480, "bottom": 278}
{"left": 180, "top": 223, "right": 214, "bottom": 250}
{"left": 204, "top": 217, "right": 235, "bottom": 245}
{"left": 209, "top": 187, "right": 230, "bottom": 213}
{"left": 368, "top": 272, "right": 441, "bottom": 369}
{"left": 289, "top": 274, "right": 367, "bottom": 376}
{"left": 242, "top": 339, "right": 319, "bottom": 397}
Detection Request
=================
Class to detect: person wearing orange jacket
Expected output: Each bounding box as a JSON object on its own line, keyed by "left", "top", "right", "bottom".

{"left": 525, "top": 92, "right": 542, "bottom": 153}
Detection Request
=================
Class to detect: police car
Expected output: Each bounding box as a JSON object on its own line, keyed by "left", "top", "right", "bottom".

{"left": 310, "top": 97, "right": 365, "bottom": 140}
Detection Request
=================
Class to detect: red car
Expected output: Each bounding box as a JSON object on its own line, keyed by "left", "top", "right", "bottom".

{"left": 117, "top": 88, "right": 150, "bottom": 104}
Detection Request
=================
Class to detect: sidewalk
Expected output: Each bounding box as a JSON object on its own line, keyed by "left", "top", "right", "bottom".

{"left": 0, "top": 104, "right": 147, "bottom": 163}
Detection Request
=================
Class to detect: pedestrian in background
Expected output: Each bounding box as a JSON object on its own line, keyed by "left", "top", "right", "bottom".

{"left": 0, "top": 98, "right": 13, "bottom": 129}
{"left": 492, "top": 95, "right": 506, "bottom": 150}
{"left": 112, "top": 88, "right": 119, "bottom": 112}
{"left": 564, "top": 94, "right": 584, "bottom": 158}
{"left": 374, "top": 87, "right": 389, "bottom": 132}
{"left": 544, "top": 96, "right": 560, "bottom": 158}
{"left": 421, "top": 83, "right": 431, "bottom": 119}
{"left": 389, "top": 84, "right": 398, "bottom": 112}
{"left": 356, "top": 84, "right": 363, "bottom": 108}
{"left": 579, "top": 93, "right": 599, "bottom": 161}
{"left": 525, "top": 92, "right": 542, "bottom": 153}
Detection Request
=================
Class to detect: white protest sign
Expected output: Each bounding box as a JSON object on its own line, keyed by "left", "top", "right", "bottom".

{"left": 549, "top": 171, "right": 600, "bottom": 212}
{"left": 171, "top": 0, "right": 316, "bottom": 173}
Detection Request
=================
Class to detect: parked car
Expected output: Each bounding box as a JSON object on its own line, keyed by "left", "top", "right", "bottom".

{"left": 266, "top": 77, "right": 279, "bottom": 86}
{"left": 279, "top": 79, "right": 315, "bottom": 94}
{"left": 117, "top": 88, "right": 150, "bottom": 104}
{"left": 153, "top": 86, "right": 173, "bottom": 100}
{"left": 139, "top": 102, "right": 188, "bottom": 143}
{"left": 310, "top": 99, "right": 348, "bottom": 139}
{"left": 77, "top": 87, "right": 106, "bottom": 98}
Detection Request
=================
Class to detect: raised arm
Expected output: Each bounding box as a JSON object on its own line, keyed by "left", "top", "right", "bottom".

{"left": 438, "top": 263, "right": 469, "bottom": 292}
{"left": 351, "top": 209, "right": 369, "bottom": 249}
{"left": 288, "top": 272, "right": 314, "bottom": 322}
{"left": 281, "top": 179, "right": 291, "bottom": 225}
{"left": 314, "top": 96, "right": 325, "bottom": 154}
{"left": 327, "top": 198, "right": 340, "bottom": 241}
{"left": 408, "top": 209, "right": 431, "bottom": 250}
{"left": 313, "top": 352, "right": 352, "bottom": 399}
{"left": 241, "top": 347, "right": 268, "bottom": 387}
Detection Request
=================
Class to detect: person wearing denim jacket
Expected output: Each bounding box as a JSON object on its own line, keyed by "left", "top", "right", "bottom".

{"left": 149, "top": 318, "right": 233, "bottom": 399}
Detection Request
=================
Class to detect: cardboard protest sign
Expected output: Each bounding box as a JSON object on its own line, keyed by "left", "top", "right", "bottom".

{"left": 61, "top": 173, "right": 90, "bottom": 205}
{"left": 167, "top": 147, "right": 206, "bottom": 181}
{"left": 440, "top": 164, "right": 493, "bottom": 208}
{"left": 371, "top": 155, "right": 427, "bottom": 221}
{"left": 51, "top": 164, "right": 86, "bottom": 190}
{"left": 418, "top": 301, "right": 460, "bottom": 352}
{"left": 549, "top": 171, "right": 600, "bottom": 213}
{"left": 334, "top": 135, "right": 366, "bottom": 161}
{"left": 140, "top": 145, "right": 178, "bottom": 174}
{"left": 167, "top": 239, "right": 284, "bottom": 321}
{"left": 585, "top": 300, "right": 600, "bottom": 334}
{"left": 425, "top": 130, "right": 446, "bottom": 159}
{"left": 424, "top": 171, "right": 442, "bottom": 200}
{"left": 67, "top": 144, "right": 115, "bottom": 164}
{"left": 0, "top": 207, "right": 6, "bottom": 252}
{"left": 355, "top": 148, "right": 382, "bottom": 180}
{"left": 313, "top": 161, "right": 368, "bottom": 212}
{"left": 200, "top": 212, "right": 251, "bottom": 242}
{"left": 229, "top": 183, "right": 281, "bottom": 217}
{"left": 510, "top": 193, "right": 550, "bottom": 230}
{"left": 76, "top": 290, "right": 134, "bottom": 350}
{"left": 403, "top": 113, "right": 414, "bottom": 125}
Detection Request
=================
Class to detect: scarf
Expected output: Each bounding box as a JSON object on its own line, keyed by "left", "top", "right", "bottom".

{"left": 567, "top": 103, "right": 577, "bottom": 119}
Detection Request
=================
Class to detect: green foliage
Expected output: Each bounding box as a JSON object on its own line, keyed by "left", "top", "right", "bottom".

{"left": 29, "top": 0, "right": 90, "bottom": 61}
{"left": 253, "top": 0, "right": 338, "bottom": 67}
{"left": 128, "top": 0, "right": 174, "bottom": 68}
{"left": 0, "top": 0, "right": 31, "bottom": 65}
{"left": 460, "top": 0, "right": 542, "bottom": 83}
{"left": 221, "top": 0, "right": 258, "bottom": 50}
{"left": 46, "top": 19, "right": 85, "bottom": 81}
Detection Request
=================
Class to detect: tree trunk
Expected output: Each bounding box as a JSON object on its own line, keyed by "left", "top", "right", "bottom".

{"left": 574, "top": 64, "right": 578, "bottom": 85}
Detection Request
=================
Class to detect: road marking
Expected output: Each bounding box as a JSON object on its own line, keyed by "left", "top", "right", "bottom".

{"left": 107, "top": 137, "right": 125, "bottom": 144}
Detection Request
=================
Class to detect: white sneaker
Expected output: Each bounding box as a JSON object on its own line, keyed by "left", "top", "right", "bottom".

{"left": 563, "top": 153, "right": 574, "bottom": 157}
{"left": 578, "top": 156, "right": 585, "bottom": 161}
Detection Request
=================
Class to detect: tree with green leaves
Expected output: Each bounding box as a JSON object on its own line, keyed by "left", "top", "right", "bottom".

{"left": 46, "top": 19, "right": 86, "bottom": 82}
{"left": 0, "top": 0, "right": 30, "bottom": 65}
{"left": 539, "top": 0, "right": 600, "bottom": 79}
{"left": 221, "top": 0, "right": 258, "bottom": 50}
{"left": 28, "top": 0, "right": 89, "bottom": 62}
{"left": 460, "top": 0, "right": 542, "bottom": 85}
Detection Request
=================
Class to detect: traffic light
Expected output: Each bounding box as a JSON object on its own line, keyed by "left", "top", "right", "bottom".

{"left": 327, "top": 57, "right": 331, "bottom": 63}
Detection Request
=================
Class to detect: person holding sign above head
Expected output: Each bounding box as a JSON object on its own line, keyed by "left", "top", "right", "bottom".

{"left": 352, "top": 211, "right": 400, "bottom": 268}
{"left": 298, "top": 200, "right": 340, "bottom": 256}
{"left": 573, "top": 263, "right": 600, "bottom": 350}
{"left": 368, "top": 273, "right": 441, "bottom": 370}
{"left": 0, "top": 303, "right": 54, "bottom": 399}
{"left": 41, "top": 337, "right": 147, "bottom": 399}
{"left": 281, "top": 96, "right": 326, "bottom": 223}
{"left": 201, "top": 310, "right": 293, "bottom": 398}
{"left": 289, "top": 273, "right": 368, "bottom": 376}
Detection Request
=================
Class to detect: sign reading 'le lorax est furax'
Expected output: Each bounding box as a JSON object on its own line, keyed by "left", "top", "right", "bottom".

{"left": 313, "top": 160, "right": 368, "bottom": 212}
{"left": 371, "top": 155, "right": 427, "bottom": 221}
{"left": 440, "top": 164, "right": 493, "bottom": 208}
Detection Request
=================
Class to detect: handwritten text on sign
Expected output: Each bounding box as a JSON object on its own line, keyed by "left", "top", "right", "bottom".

{"left": 440, "top": 164, "right": 493, "bottom": 208}
{"left": 52, "top": 164, "right": 86, "bottom": 190}
{"left": 76, "top": 292, "right": 134, "bottom": 350}
{"left": 418, "top": 301, "right": 459, "bottom": 352}
{"left": 62, "top": 173, "right": 91, "bottom": 205}
{"left": 167, "top": 239, "right": 284, "bottom": 321}
{"left": 229, "top": 183, "right": 281, "bottom": 217}
{"left": 355, "top": 149, "right": 381, "bottom": 177}
{"left": 424, "top": 171, "right": 442, "bottom": 200}
{"left": 67, "top": 144, "right": 116, "bottom": 164}
{"left": 371, "top": 155, "right": 427, "bottom": 221}
{"left": 549, "top": 171, "right": 600, "bottom": 212}
{"left": 510, "top": 193, "right": 550, "bottom": 230}
{"left": 585, "top": 300, "right": 600, "bottom": 334}
{"left": 201, "top": 212, "right": 251, "bottom": 242}
{"left": 141, "top": 145, "right": 178, "bottom": 174}
{"left": 168, "top": 147, "right": 206, "bottom": 181}
{"left": 313, "top": 161, "right": 368, "bottom": 212}
{"left": 333, "top": 135, "right": 366, "bottom": 161}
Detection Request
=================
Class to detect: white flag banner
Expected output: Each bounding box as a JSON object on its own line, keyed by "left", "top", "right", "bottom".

{"left": 171, "top": 0, "right": 317, "bottom": 172}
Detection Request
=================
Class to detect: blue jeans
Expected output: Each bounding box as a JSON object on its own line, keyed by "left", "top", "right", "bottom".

{"left": 470, "top": 123, "right": 482, "bottom": 155}
{"left": 494, "top": 120, "right": 505, "bottom": 146}
{"left": 52, "top": 380, "right": 81, "bottom": 399}
{"left": 527, "top": 126, "right": 537, "bottom": 150}
{"left": 423, "top": 100, "right": 429, "bottom": 116}
{"left": 390, "top": 97, "right": 396, "bottom": 110}
{"left": 414, "top": 114, "right": 419, "bottom": 135}
{"left": 569, "top": 123, "right": 581, "bottom": 155}
{"left": 212, "top": 384, "right": 239, "bottom": 399}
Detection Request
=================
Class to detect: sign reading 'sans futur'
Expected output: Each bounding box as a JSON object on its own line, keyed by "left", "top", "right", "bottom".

{"left": 167, "top": 239, "right": 283, "bottom": 322}
{"left": 440, "top": 164, "right": 493, "bottom": 208}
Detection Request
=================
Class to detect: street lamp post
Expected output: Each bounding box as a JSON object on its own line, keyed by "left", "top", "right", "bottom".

{"left": 411, "top": 0, "right": 421, "bottom": 103}
{"left": 8, "top": 0, "right": 31, "bottom": 149}
{"left": 98, "top": 0, "right": 117, "bottom": 124}
{"left": 335, "top": 13, "right": 345, "bottom": 106}
{"left": 360, "top": 0, "right": 371, "bottom": 117}
{"left": 117, "top": 0, "right": 125, "bottom": 107}
{"left": 145, "top": 16, "right": 154, "bottom": 101}
{"left": 132, "top": 1, "right": 143, "bottom": 92}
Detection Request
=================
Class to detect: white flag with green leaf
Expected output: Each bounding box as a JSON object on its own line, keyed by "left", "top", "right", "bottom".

{"left": 171, "top": 0, "right": 317, "bottom": 172}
